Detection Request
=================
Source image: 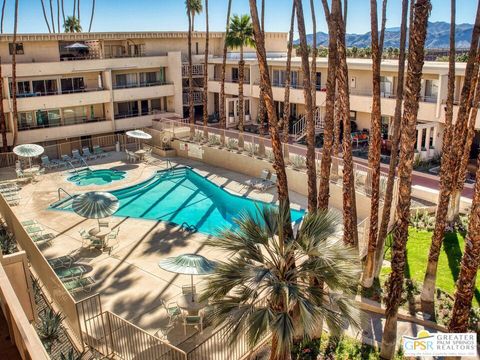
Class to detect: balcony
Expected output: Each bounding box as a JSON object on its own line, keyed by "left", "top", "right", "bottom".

{"left": 183, "top": 92, "right": 203, "bottom": 106}
{"left": 182, "top": 64, "right": 205, "bottom": 77}
{"left": 114, "top": 110, "right": 165, "bottom": 130}
{"left": 18, "top": 116, "right": 108, "bottom": 132}
{"left": 113, "top": 83, "right": 175, "bottom": 102}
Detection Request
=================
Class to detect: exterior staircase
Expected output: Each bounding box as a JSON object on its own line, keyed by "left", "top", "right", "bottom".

{"left": 292, "top": 105, "right": 325, "bottom": 141}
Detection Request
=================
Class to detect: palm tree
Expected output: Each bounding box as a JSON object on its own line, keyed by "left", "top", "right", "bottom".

{"left": 219, "top": 0, "right": 232, "bottom": 144}
{"left": 11, "top": 0, "right": 18, "bottom": 146}
{"left": 295, "top": 0, "right": 317, "bottom": 212}
{"left": 310, "top": 0, "right": 317, "bottom": 129}
{"left": 380, "top": 1, "right": 431, "bottom": 358}
{"left": 77, "top": 0, "right": 80, "bottom": 23}
{"left": 202, "top": 0, "right": 209, "bottom": 138}
{"left": 61, "top": 0, "right": 65, "bottom": 26}
{"left": 281, "top": 2, "right": 295, "bottom": 146}
{"left": 88, "top": 0, "right": 95, "bottom": 32}
{"left": 186, "top": 0, "right": 195, "bottom": 133}
{"left": 56, "top": 0, "right": 60, "bottom": 33}
{"left": 334, "top": 0, "right": 357, "bottom": 246}
{"left": 0, "top": 0, "right": 6, "bottom": 34}
{"left": 225, "top": 14, "right": 255, "bottom": 147}
{"left": 40, "top": 0, "right": 52, "bottom": 33}
{"left": 421, "top": 1, "right": 480, "bottom": 313}
{"left": 0, "top": 56, "right": 7, "bottom": 152}
{"left": 362, "top": 0, "right": 388, "bottom": 288}
{"left": 201, "top": 207, "right": 361, "bottom": 360}
{"left": 186, "top": 0, "right": 202, "bottom": 31}
{"left": 375, "top": 0, "right": 409, "bottom": 279}
{"left": 49, "top": 0, "right": 56, "bottom": 33}
{"left": 248, "top": 0, "right": 293, "bottom": 238}
{"left": 63, "top": 16, "right": 82, "bottom": 32}
{"left": 448, "top": 157, "right": 480, "bottom": 333}
{"left": 318, "top": 0, "right": 339, "bottom": 211}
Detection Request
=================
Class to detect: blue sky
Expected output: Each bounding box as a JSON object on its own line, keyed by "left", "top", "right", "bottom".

{"left": 1, "top": 0, "right": 477, "bottom": 36}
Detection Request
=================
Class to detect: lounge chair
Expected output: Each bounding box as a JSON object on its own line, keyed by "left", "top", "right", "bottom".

{"left": 93, "top": 145, "right": 108, "bottom": 158}
{"left": 41, "top": 156, "right": 58, "bottom": 170}
{"left": 54, "top": 265, "right": 87, "bottom": 280}
{"left": 31, "top": 233, "right": 55, "bottom": 246}
{"left": 254, "top": 173, "right": 277, "bottom": 191}
{"left": 72, "top": 149, "right": 86, "bottom": 163}
{"left": 245, "top": 169, "right": 270, "bottom": 188}
{"left": 47, "top": 255, "right": 74, "bottom": 269}
{"left": 21, "top": 220, "right": 38, "bottom": 227}
{"left": 15, "top": 169, "right": 26, "bottom": 179}
{"left": 62, "top": 154, "right": 79, "bottom": 165}
{"left": 63, "top": 276, "right": 95, "bottom": 294}
{"left": 24, "top": 225, "right": 43, "bottom": 235}
{"left": 182, "top": 314, "right": 203, "bottom": 335}
{"left": 6, "top": 196, "right": 20, "bottom": 206}
{"left": 82, "top": 147, "right": 97, "bottom": 160}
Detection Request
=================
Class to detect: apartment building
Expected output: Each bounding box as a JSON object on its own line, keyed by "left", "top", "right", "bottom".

{"left": 1, "top": 31, "right": 478, "bottom": 161}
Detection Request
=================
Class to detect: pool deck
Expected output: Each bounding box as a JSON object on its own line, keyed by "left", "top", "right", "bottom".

{"left": 1, "top": 152, "right": 311, "bottom": 351}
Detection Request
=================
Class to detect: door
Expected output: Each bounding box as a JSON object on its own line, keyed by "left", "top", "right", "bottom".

{"left": 141, "top": 100, "right": 149, "bottom": 115}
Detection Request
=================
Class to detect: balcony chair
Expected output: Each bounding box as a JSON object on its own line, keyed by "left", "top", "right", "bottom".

{"left": 47, "top": 255, "right": 75, "bottom": 269}
{"left": 54, "top": 265, "right": 88, "bottom": 280}
{"left": 72, "top": 149, "right": 87, "bottom": 163}
{"left": 254, "top": 173, "right": 277, "bottom": 191}
{"left": 82, "top": 147, "right": 98, "bottom": 160}
{"left": 93, "top": 145, "right": 108, "bottom": 158}
{"left": 63, "top": 276, "right": 95, "bottom": 294}
{"left": 245, "top": 169, "right": 270, "bottom": 188}
{"left": 41, "top": 156, "right": 59, "bottom": 170}
{"left": 161, "top": 300, "right": 182, "bottom": 324}
{"left": 182, "top": 313, "right": 203, "bottom": 335}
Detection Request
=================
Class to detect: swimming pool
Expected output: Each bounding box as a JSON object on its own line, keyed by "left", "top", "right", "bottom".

{"left": 67, "top": 169, "right": 126, "bottom": 186}
{"left": 54, "top": 167, "right": 304, "bottom": 236}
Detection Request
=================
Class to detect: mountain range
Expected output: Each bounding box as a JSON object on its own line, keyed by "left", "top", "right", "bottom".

{"left": 297, "top": 21, "right": 473, "bottom": 49}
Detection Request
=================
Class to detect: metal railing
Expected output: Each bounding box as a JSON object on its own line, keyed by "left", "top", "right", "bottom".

{"left": 112, "top": 81, "right": 172, "bottom": 90}
{"left": 182, "top": 92, "right": 203, "bottom": 106}
{"left": 182, "top": 64, "right": 205, "bottom": 77}
{"left": 18, "top": 117, "right": 109, "bottom": 131}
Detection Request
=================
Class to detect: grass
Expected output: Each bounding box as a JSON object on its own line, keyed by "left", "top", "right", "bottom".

{"left": 384, "top": 227, "right": 480, "bottom": 308}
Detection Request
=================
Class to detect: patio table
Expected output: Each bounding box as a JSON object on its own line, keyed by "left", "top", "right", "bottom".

{"left": 177, "top": 293, "right": 207, "bottom": 315}
{"left": 89, "top": 227, "right": 111, "bottom": 249}
{"left": 135, "top": 149, "right": 146, "bottom": 161}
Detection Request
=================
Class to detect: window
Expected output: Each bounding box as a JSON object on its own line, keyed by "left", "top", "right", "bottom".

{"left": 380, "top": 76, "right": 393, "bottom": 96}
{"left": 232, "top": 68, "right": 239, "bottom": 82}
{"left": 16, "top": 81, "right": 31, "bottom": 96}
{"left": 316, "top": 72, "right": 322, "bottom": 90}
{"left": 32, "top": 79, "right": 57, "bottom": 96}
{"left": 349, "top": 111, "right": 357, "bottom": 120}
{"left": 63, "top": 106, "right": 87, "bottom": 125}
{"left": 140, "top": 71, "right": 162, "bottom": 85}
{"left": 115, "top": 73, "right": 138, "bottom": 88}
{"left": 9, "top": 43, "right": 24, "bottom": 55}
{"left": 290, "top": 103, "right": 298, "bottom": 118}
{"left": 195, "top": 42, "right": 199, "bottom": 55}
{"left": 18, "top": 112, "right": 34, "bottom": 130}
{"left": 424, "top": 80, "right": 438, "bottom": 101}
{"left": 33, "top": 109, "right": 60, "bottom": 128}
{"left": 116, "top": 101, "right": 139, "bottom": 117}
{"left": 61, "top": 77, "right": 85, "bottom": 93}
{"left": 150, "top": 98, "right": 162, "bottom": 111}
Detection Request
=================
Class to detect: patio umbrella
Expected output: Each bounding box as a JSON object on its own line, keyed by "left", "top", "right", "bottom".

{"left": 72, "top": 191, "right": 119, "bottom": 230}
{"left": 126, "top": 130, "right": 153, "bottom": 149}
{"left": 159, "top": 254, "right": 216, "bottom": 302}
{"left": 65, "top": 42, "right": 89, "bottom": 49}
{"left": 13, "top": 144, "right": 44, "bottom": 168}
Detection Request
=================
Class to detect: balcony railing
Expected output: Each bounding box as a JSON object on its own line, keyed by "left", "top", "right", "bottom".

{"left": 114, "top": 109, "right": 165, "bottom": 120}
{"left": 182, "top": 64, "right": 205, "bottom": 77}
{"left": 183, "top": 92, "right": 203, "bottom": 106}
{"left": 112, "top": 81, "right": 172, "bottom": 90}
{"left": 16, "top": 87, "right": 103, "bottom": 98}
{"left": 18, "top": 117, "right": 108, "bottom": 131}
{"left": 211, "top": 76, "right": 251, "bottom": 84}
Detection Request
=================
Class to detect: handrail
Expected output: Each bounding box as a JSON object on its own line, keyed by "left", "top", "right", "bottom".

{"left": 66, "top": 161, "right": 78, "bottom": 174}
{"left": 58, "top": 187, "right": 73, "bottom": 201}
{"left": 79, "top": 157, "right": 90, "bottom": 170}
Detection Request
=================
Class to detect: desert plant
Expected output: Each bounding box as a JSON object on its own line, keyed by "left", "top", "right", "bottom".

{"left": 193, "top": 130, "right": 204, "bottom": 143}
{"left": 226, "top": 138, "right": 238, "bottom": 150}
{"left": 409, "top": 209, "right": 436, "bottom": 231}
{"left": 37, "top": 308, "right": 63, "bottom": 353}
{"left": 243, "top": 142, "right": 258, "bottom": 156}
{"left": 290, "top": 154, "right": 306, "bottom": 169}
{"left": 208, "top": 134, "right": 221, "bottom": 146}
{"left": 0, "top": 231, "right": 17, "bottom": 254}
{"left": 265, "top": 149, "right": 274, "bottom": 162}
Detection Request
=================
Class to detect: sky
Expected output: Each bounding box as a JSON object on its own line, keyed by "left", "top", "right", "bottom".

{"left": 0, "top": 0, "right": 477, "bottom": 36}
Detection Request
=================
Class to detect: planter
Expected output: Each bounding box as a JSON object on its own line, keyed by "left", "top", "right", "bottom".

{"left": 245, "top": 114, "right": 251, "bottom": 122}
{"left": 428, "top": 147, "right": 436, "bottom": 158}
{"left": 228, "top": 116, "right": 235, "bottom": 125}
{"left": 420, "top": 149, "right": 428, "bottom": 160}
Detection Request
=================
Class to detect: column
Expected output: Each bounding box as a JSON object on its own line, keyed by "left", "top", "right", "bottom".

{"left": 432, "top": 125, "right": 438, "bottom": 150}
{"left": 416, "top": 127, "right": 423, "bottom": 152}
{"left": 425, "top": 126, "right": 431, "bottom": 150}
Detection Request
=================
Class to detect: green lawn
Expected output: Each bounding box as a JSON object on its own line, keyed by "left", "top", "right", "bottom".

{"left": 385, "top": 228, "right": 480, "bottom": 308}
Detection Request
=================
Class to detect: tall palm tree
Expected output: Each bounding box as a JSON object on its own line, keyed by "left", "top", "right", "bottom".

{"left": 421, "top": 1, "right": 480, "bottom": 313}
{"left": 186, "top": 0, "right": 202, "bottom": 31}
{"left": 63, "top": 16, "right": 82, "bottom": 32}
{"left": 49, "top": 0, "right": 56, "bottom": 33}
{"left": 0, "top": 56, "right": 7, "bottom": 152}
{"left": 186, "top": 0, "right": 195, "bottom": 132}
{"left": 219, "top": 0, "right": 232, "bottom": 144}
{"left": 375, "top": 0, "right": 409, "bottom": 279}
{"left": 201, "top": 207, "right": 361, "bottom": 360}
{"left": 40, "top": 0, "right": 52, "bottom": 33}
{"left": 380, "top": 1, "right": 431, "bottom": 358}
{"left": 295, "top": 0, "right": 317, "bottom": 212}
{"left": 249, "top": 0, "right": 293, "bottom": 238}
{"left": 448, "top": 156, "right": 480, "bottom": 333}
{"left": 61, "top": 0, "right": 65, "bottom": 27}
{"left": 335, "top": 0, "right": 357, "bottom": 246}
{"left": 362, "top": 0, "right": 388, "bottom": 288}
{"left": 77, "top": 0, "right": 80, "bottom": 23}
{"left": 202, "top": 0, "right": 209, "bottom": 138}
{"left": 0, "top": 0, "right": 5, "bottom": 34}
{"left": 88, "top": 0, "right": 95, "bottom": 32}
{"left": 11, "top": 0, "right": 19, "bottom": 146}
{"left": 225, "top": 14, "right": 255, "bottom": 147}
{"left": 56, "top": 0, "right": 60, "bottom": 33}
{"left": 318, "top": 0, "right": 339, "bottom": 211}
{"left": 310, "top": 0, "right": 317, "bottom": 129}
{"left": 281, "top": 1, "right": 295, "bottom": 145}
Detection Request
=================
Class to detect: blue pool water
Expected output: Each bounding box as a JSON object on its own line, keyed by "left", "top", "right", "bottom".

{"left": 54, "top": 167, "right": 304, "bottom": 236}
{"left": 68, "top": 169, "right": 126, "bottom": 186}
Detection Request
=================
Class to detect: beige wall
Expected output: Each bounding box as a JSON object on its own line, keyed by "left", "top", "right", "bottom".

{"left": 0, "top": 41, "right": 60, "bottom": 63}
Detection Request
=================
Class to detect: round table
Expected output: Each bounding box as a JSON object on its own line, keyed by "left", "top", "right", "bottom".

{"left": 135, "top": 150, "right": 146, "bottom": 161}
{"left": 23, "top": 167, "right": 41, "bottom": 181}
{"left": 177, "top": 293, "right": 207, "bottom": 315}
{"left": 89, "top": 227, "right": 111, "bottom": 249}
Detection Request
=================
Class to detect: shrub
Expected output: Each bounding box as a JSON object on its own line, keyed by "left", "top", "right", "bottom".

{"left": 226, "top": 138, "right": 238, "bottom": 150}
{"left": 291, "top": 154, "right": 306, "bottom": 169}
{"left": 37, "top": 308, "right": 63, "bottom": 353}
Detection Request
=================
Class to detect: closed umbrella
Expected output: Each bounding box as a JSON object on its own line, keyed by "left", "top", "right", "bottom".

{"left": 159, "top": 254, "right": 216, "bottom": 302}
{"left": 13, "top": 144, "right": 44, "bottom": 168}
{"left": 72, "top": 191, "right": 119, "bottom": 230}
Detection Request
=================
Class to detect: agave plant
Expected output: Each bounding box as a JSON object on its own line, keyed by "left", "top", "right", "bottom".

{"left": 208, "top": 134, "right": 221, "bottom": 146}
{"left": 290, "top": 154, "right": 306, "bottom": 170}
{"left": 265, "top": 149, "right": 275, "bottom": 163}
{"left": 244, "top": 142, "right": 258, "bottom": 157}
{"left": 0, "top": 231, "right": 17, "bottom": 254}
{"left": 226, "top": 138, "right": 239, "bottom": 151}
{"left": 37, "top": 308, "right": 63, "bottom": 353}
{"left": 201, "top": 206, "right": 361, "bottom": 359}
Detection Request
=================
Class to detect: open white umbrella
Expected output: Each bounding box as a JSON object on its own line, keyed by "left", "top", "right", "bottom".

{"left": 65, "top": 42, "right": 89, "bottom": 50}
{"left": 126, "top": 130, "right": 152, "bottom": 149}
{"left": 72, "top": 191, "right": 119, "bottom": 230}
{"left": 13, "top": 144, "right": 44, "bottom": 168}
{"left": 159, "top": 254, "right": 216, "bottom": 302}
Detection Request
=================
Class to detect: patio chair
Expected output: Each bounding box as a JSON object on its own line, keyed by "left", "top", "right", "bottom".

{"left": 47, "top": 255, "right": 74, "bottom": 269}
{"left": 245, "top": 169, "right": 270, "bottom": 188}
{"left": 182, "top": 285, "right": 196, "bottom": 296}
{"left": 54, "top": 265, "right": 88, "bottom": 280}
{"left": 79, "top": 228, "right": 99, "bottom": 247}
{"left": 93, "top": 145, "right": 108, "bottom": 158}
{"left": 15, "top": 169, "right": 26, "bottom": 179}
{"left": 161, "top": 300, "right": 181, "bottom": 324}
{"left": 98, "top": 220, "right": 109, "bottom": 228}
{"left": 62, "top": 154, "right": 79, "bottom": 165}
{"left": 41, "top": 156, "right": 58, "bottom": 170}
{"left": 6, "top": 196, "right": 20, "bottom": 206}
{"left": 31, "top": 232, "right": 55, "bottom": 246}
{"left": 82, "top": 147, "right": 97, "bottom": 160}
{"left": 63, "top": 276, "right": 95, "bottom": 294}
{"left": 182, "top": 314, "right": 203, "bottom": 335}
{"left": 72, "top": 149, "right": 86, "bottom": 163}
{"left": 254, "top": 173, "right": 277, "bottom": 191}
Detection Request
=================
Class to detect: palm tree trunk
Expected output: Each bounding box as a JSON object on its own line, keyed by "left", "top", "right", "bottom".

{"left": 77, "top": 0, "right": 80, "bottom": 23}
{"left": 375, "top": 0, "right": 408, "bottom": 279}
{"left": 238, "top": 47, "right": 245, "bottom": 148}
{"left": 310, "top": 0, "right": 317, "bottom": 118}
{"left": 219, "top": 0, "right": 232, "bottom": 143}
{"left": 295, "top": 0, "right": 317, "bottom": 212}
{"left": 0, "top": 56, "right": 7, "bottom": 152}
{"left": 61, "top": 0, "right": 65, "bottom": 27}
{"left": 202, "top": 0, "right": 209, "bottom": 139}
{"left": 335, "top": 0, "right": 357, "bottom": 246}
{"left": 258, "top": 0, "right": 267, "bottom": 144}
{"left": 448, "top": 155, "right": 480, "bottom": 333}
{"left": 11, "top": 0, "right": 19, "bottom": 147}
{"left": 49, "top": 0, "right": 56, "bottom": 32}
{"left": 380, "top": 2, "right": 431, "bottom": 358}
{"left": 40, "top": 0, "right": 52, "bottom": 33}
{"left": 73, "top": 0, "right": 76, "bottom": 20}
{"left": 281, "top": 1, "right": 295, "bottom": 145}
{"left": 187, "top": 0, "right": 195, "bottom": 136}
{"left": 0, "top": 0, "right": 5, "bottom": 33}
{"left": 88, "top": 0, "right": 95, "bottom": 32}
{"left": 56, "top": 0, "right": 60, "bottom": 33}
{"left": 249, "top": 0, "right": 293, "bottom": 239}
{"left": 362, "top": 0, "right": 388, "bottom": 288}
{"left": 420, "top": 1, "right": 480, "bottom": 312}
